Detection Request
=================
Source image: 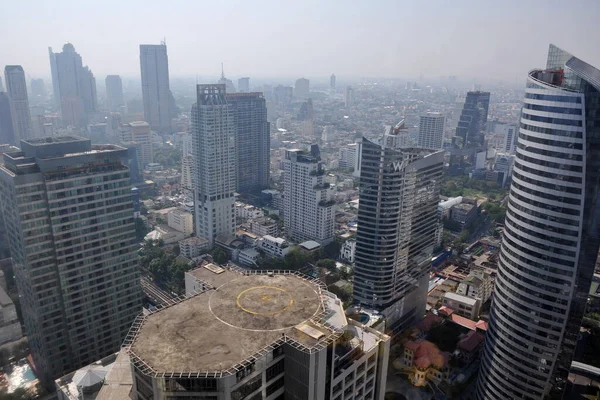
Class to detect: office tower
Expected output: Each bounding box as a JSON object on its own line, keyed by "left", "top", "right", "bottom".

{"left": 30, "top": 78, "right": 46, "bottom": 103}
{"left": 48, "top": 47, "right": 60, "bottom": 107}
{"left": 345, "top": 86, "right": 355, "bottom": 108}
{"left": 418, "top": 112, "right": 445, "bottom": 149}
{"left": 0, "top": 77, "right": 3, "bottom": 92}
{"left": 105, "top": 75, "right": 124, "bottom": 112}
{"left": 0, "top": 93, "right": 15, "bottom": 146}
{"left": 140, "top": 43, "right": 172, "bottom": 132}
{"left": 283, "top": 145, "right": 335, "bottom": 245}
{"left": 226, "top": 92, "right": 270, "bottom": 194}
{"left": 330, "top": 73, "right": 336, "bottom": 91}
{"left": 119, "top": 121, "right": 153, "bottom": 171}
{"left": 495, "top": 123, "right": 517, "bottom": 154}
{"left": 339, "top": 142, "right": 358, "bottom": 170}
{"left": 298, "top": 98, "right": 314, "bottom": 121}
{"left": 237, "top": 77, "right": 250, "bottom": 93}
{"left": 4, "top": 66, "right": 33, "bottom": 142}
{"left": 295, "top": 77, "right": 310, "bottom": 98}
{"left": 49, "top": 44, "right": 97, "bottom": 128}
{"left": 476, "top": 45, "right": 600, "bottom": 400}
{"left": 0, "top": 136, "right": 142, "bottom": 385}
{"left": 125, "top": 267, "right": 390, "bottom": 400}
{"left": 454, "top": 91, "right": 490, "bottom": 148}
{"left": 273, "top": 85, "right": 293, "bottom": 106}
{"left": 353, "top": 121, "right": 444, "bottom": 333}
{"left": 218, "top": 64, "right": 236, "bottom": 93}
{"left": 192, "top": 84, "right": 236, "bottom": 244}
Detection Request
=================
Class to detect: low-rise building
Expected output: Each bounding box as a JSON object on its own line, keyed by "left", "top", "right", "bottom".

{"left": 250, "top": 217, "right": 279, "bottom": 237}
{"left": 450, "top": 202, "right": 477, "bottom": 229}
{"left": 235, "top": 202, "right": 264, "bottom": 220}
{"left": 456, "top": 267, "right": 493, "bottom": 304}
{"left": 179, "top": 237, "right": 210, "bottom": 259}
{"left": 239, "top": 248, "right": 260, "bottom": 267}
{"left": 259, "top": 235, "right": 291, "bottom": 258}
{"left": 145, "top": 225, "right": 187, "bottom": 245}
{"left": 403, "top": 340, "right": 450, "bottom": 387}
{"left": 442, "top": 292, "right": 481, "bottom": 320}
{"left": 167, "top": 209, "right": 194, "bottom": 235}
{"left": 340, "top": 239, "right": 356, "bottom": 263}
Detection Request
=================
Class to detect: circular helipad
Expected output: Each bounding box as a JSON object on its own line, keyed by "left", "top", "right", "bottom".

{"left": 208, "top": 274, "right": 322, "bottom": 331}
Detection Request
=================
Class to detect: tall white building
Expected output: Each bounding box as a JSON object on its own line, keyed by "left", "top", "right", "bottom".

{"left": 418, "top": 112, "right": 445, "bottom": 149}
{"left": 237, "top": 77, "right": 250, "bottom": 93}
{"left": 119, "top": 121, "right": 153, "bottom": 170}
{"left": 140, "top": 43, "right": 171, "bottom": 132}
{"left": 339, "top": 143, "right": 358, "bottom": 170}
{"left": 477, "top": 44, "right": 600, "bottom": 400}
{"left": 345, "top": 86, "right": 355, "bottom": 108}
{"left": 283, "top": 145, "right": 335, "bottom": 245}
{"left": 192, "top": 84, "right": 236, "bottom": 244}
{"left": 4, "top": 66, "right": 32, "bottom": 142}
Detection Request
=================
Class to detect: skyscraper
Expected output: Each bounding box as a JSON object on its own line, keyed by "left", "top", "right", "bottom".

{"left": 0, "top": 77, "right": 4, "bottom": 92}
{"left": 0, "top": 136, "right": 142, "bottom": 386}
{"left": 330, "top": 73, "right": 336, "bottom": 91}
{"left": 105, "top": 75, "right": 124, "bottom": 112}
{"left": 476, "top": 44, "right": 600, "bottom": 400}
{"left": 418, "top": 112, "right": 445, "bottom": 149}
{"left": 226, "top": 92, "right": 270, "bottom": 194}
{"left": 119, "top": 121, "right": 153, "bottom": 171}
{"left": 0, "top": 92, "right": 15, "bottom": 145}
{"left": 283, "top": 145, "right": 335, "bottom": 245}
{"left": 345, "top": 86, "right": 355, "bottom": 108}
{"left": 454, "top": 91, "right": 490, "bottom": 148}
{"left": 192, "top": 84, "right": 236, "bottom": 244}
{"left": 30, "top": 78, "right": 46, "bottom": 103}
{"left": 237, "top": 77, "right": 250, "bottom": 93}
{"left": 295, "top": 77, "right": 310, "bottom": 99}
{"left": 140, "top": 43, "right": 172, "bottom": 132}
{"left": 4, "top": 66, "right": 33, "bottom": 142}
{"left": 48, "top": 47, "right": 60, "bottom": 107}
{"left": 353, "top": 121, "right": 444, "bottom": 332}
{"left": 218, "top": 64, "right": 236, "bottom": 93}
{"left": 49, "top": 44, "right": 98, "bottom": 128}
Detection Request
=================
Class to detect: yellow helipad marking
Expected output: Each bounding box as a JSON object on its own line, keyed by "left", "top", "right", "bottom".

{"left": 236, "top": 286, "right": 294, "bottom": 315}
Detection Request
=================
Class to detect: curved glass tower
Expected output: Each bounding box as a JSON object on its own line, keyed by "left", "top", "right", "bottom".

{"left": 477, "top": 45, "right": 600, "bottom": 399}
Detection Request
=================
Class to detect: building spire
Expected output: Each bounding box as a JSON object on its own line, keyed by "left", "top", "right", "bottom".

{"left": 221, "top": 63, "right": 225, "bottom": 79}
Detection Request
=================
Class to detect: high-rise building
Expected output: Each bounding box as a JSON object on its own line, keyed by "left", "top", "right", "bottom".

{"left": 454, "top": 91, "right": 490, "bottom": 148}
{"left": 119, "top": 121, "right": 153, "bottom": 171}
{"left": 49, "top": 44, "right": 97, "bottom": 128}
{"left": 192, "top": 84, "right": 236, "bottom": 244}
{"left": 237, "top": 77, "right": 250, "bottom": 93}
{"left": 476, "top": 45, "right": 600, "bottom": 400}
{"left": 140, "top": 43, "right": 172, "bottom": 132}
{"left": 295, "top": 77, "right": 310, "bottom": 99}
{"left": 273, "top": 85, "right": 293, "bottom": 106}
{"left": 418, "top": 112, "right": 445, "bottom": 149}
{"left": 105, "top": 75, "right": 124, "bottom": 112}
{"left": 4, "top": 66, "right": 33, "bottom": 142}
{"left": 124, "top": 267, "right": 390, "bottom": 400}
{"left": 0, "top": 77, "right": 3, "bottom": 92}
{"left": 353, "top": 121, "right": 444, "bottom": 333}
{"left": 48, "top": 47, "right": 60, "bottom": 107}
{"left": 345, "top": 86, "right": 355, "bottom": 108}
{"left": 283, "top": 145, "right": 335, "bottom": 245}
{"left": 298, "top": 98, "right": 314, "bottom": 121}
{"left": 218, "top": 64, "right": 236, "bottom": 93}
{"left": 0, "top": 136, "right": 142, "bottom": 385}
{"left": 0, "top": 92, "right": 15, "bottom": 146}
{"left": 30, "top": 78, "right": 46, "bottom": 103}
{"left": 330, "top": 73, "right": 336, "bottom": 91}
{"left": 226, "top": 92, "right": 270, "bottom": 194}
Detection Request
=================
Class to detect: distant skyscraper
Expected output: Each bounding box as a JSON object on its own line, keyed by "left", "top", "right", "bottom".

{"left": 49, "top": 44, "right": 98, "bottom": 128}
{"left": 140, "top": 43, "right": 172, "bottom": 132}
{"left": 119, "top": 121, "right": 153, "bottom": 171}
{"left": 418, "top": 112, "right": 445, "bottom": 149}
{"left": 330, "top": 73, "right": 336, "bottom": 91}
{"left": 0, "top": 92, "right": 15, "bottom": 145}
{"left": 192, "top": 84, "right": 236, "bottom": 244}
{"left": 454, "top": 91, "right": 490, "bottom": 148}
{"left": 105, "top": 75, "right": 124, "bottom": 112}
{"left": 218, "top": 64, "right": 236, "bottom": 93}
{"left": 48, "top": 47, "right": 60, "bottom": 107}
{"left": 345, "top": 86, "right": 355, "bottom": 108}
{"left": 283, "top": 145, "right": 335, "bottom": 245}
{"left": 476, "top": 45, "right": 600, "bottom": 400}
{"left": 273, "top": 85, "right": 293, "bottom": 106}
{"left": 0, "top": 136, "right": 142, "bottom": 386}
{"left": 226, "top": 92, "right": 270, "bottom": 194}
{"left": 4, "top": 66, "right": 33, "bottom": 142}
{"left": 30, "top": 78, "right": 46, "bottom": 103}
{"left": 297, "top": 98, "right": 314, "bottom": 121}
{"left": 237, "top": 77, "right": 250, "bottom": 93}
{"left": 353, "top": 121, "right": 444, "bottom": 332}
{"left": 0, "top": 77, "right": 3, "bottom": 92}
{"left": 295, "top": 78, "right": 310, "bottom": 98}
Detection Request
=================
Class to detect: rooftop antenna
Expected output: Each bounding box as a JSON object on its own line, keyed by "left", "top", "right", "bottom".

{"left": 221, "top": 63, "right": 225, "bottom": 79}
{"left": 162, "top": 36, "right": 166, "bottom": 46}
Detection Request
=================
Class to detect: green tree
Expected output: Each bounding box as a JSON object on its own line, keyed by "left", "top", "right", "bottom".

{"left": 316, "top": 259, "right": 336, "bottom": 271}
{"left": 212, "top": 247, "right": 228, "bottom": 265}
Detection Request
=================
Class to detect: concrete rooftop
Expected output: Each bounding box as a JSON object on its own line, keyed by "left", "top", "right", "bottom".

{"left": 130, "top": 272, "right": 335, "bottom": 374}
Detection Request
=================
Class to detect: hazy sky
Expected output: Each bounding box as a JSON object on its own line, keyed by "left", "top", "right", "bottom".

{"left": 1, "top": 0, "right": 599, "bottom": 82}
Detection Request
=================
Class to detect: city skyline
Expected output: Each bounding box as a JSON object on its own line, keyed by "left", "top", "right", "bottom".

{"left": 0, "top": 1, "right": 598, "bottom": 81}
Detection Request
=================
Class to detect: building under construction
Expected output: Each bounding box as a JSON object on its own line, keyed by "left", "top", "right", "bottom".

{"left": 123, "top": 265, "right": 390, "bottom": 400}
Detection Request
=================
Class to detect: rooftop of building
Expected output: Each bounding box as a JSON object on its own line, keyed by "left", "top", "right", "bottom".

{"left": 127, "top": 269, "right": 341, "bottom": 377}
{"left": 452, "top": 203, "right": 475, "bottom": 212}
{"left": 444, "top": 292, "right": 478, "bottom": 306}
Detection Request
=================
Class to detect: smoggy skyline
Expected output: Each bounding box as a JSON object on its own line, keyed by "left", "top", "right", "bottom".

{"left": 1, "top": 0, "right": 599, "bottom": 83}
